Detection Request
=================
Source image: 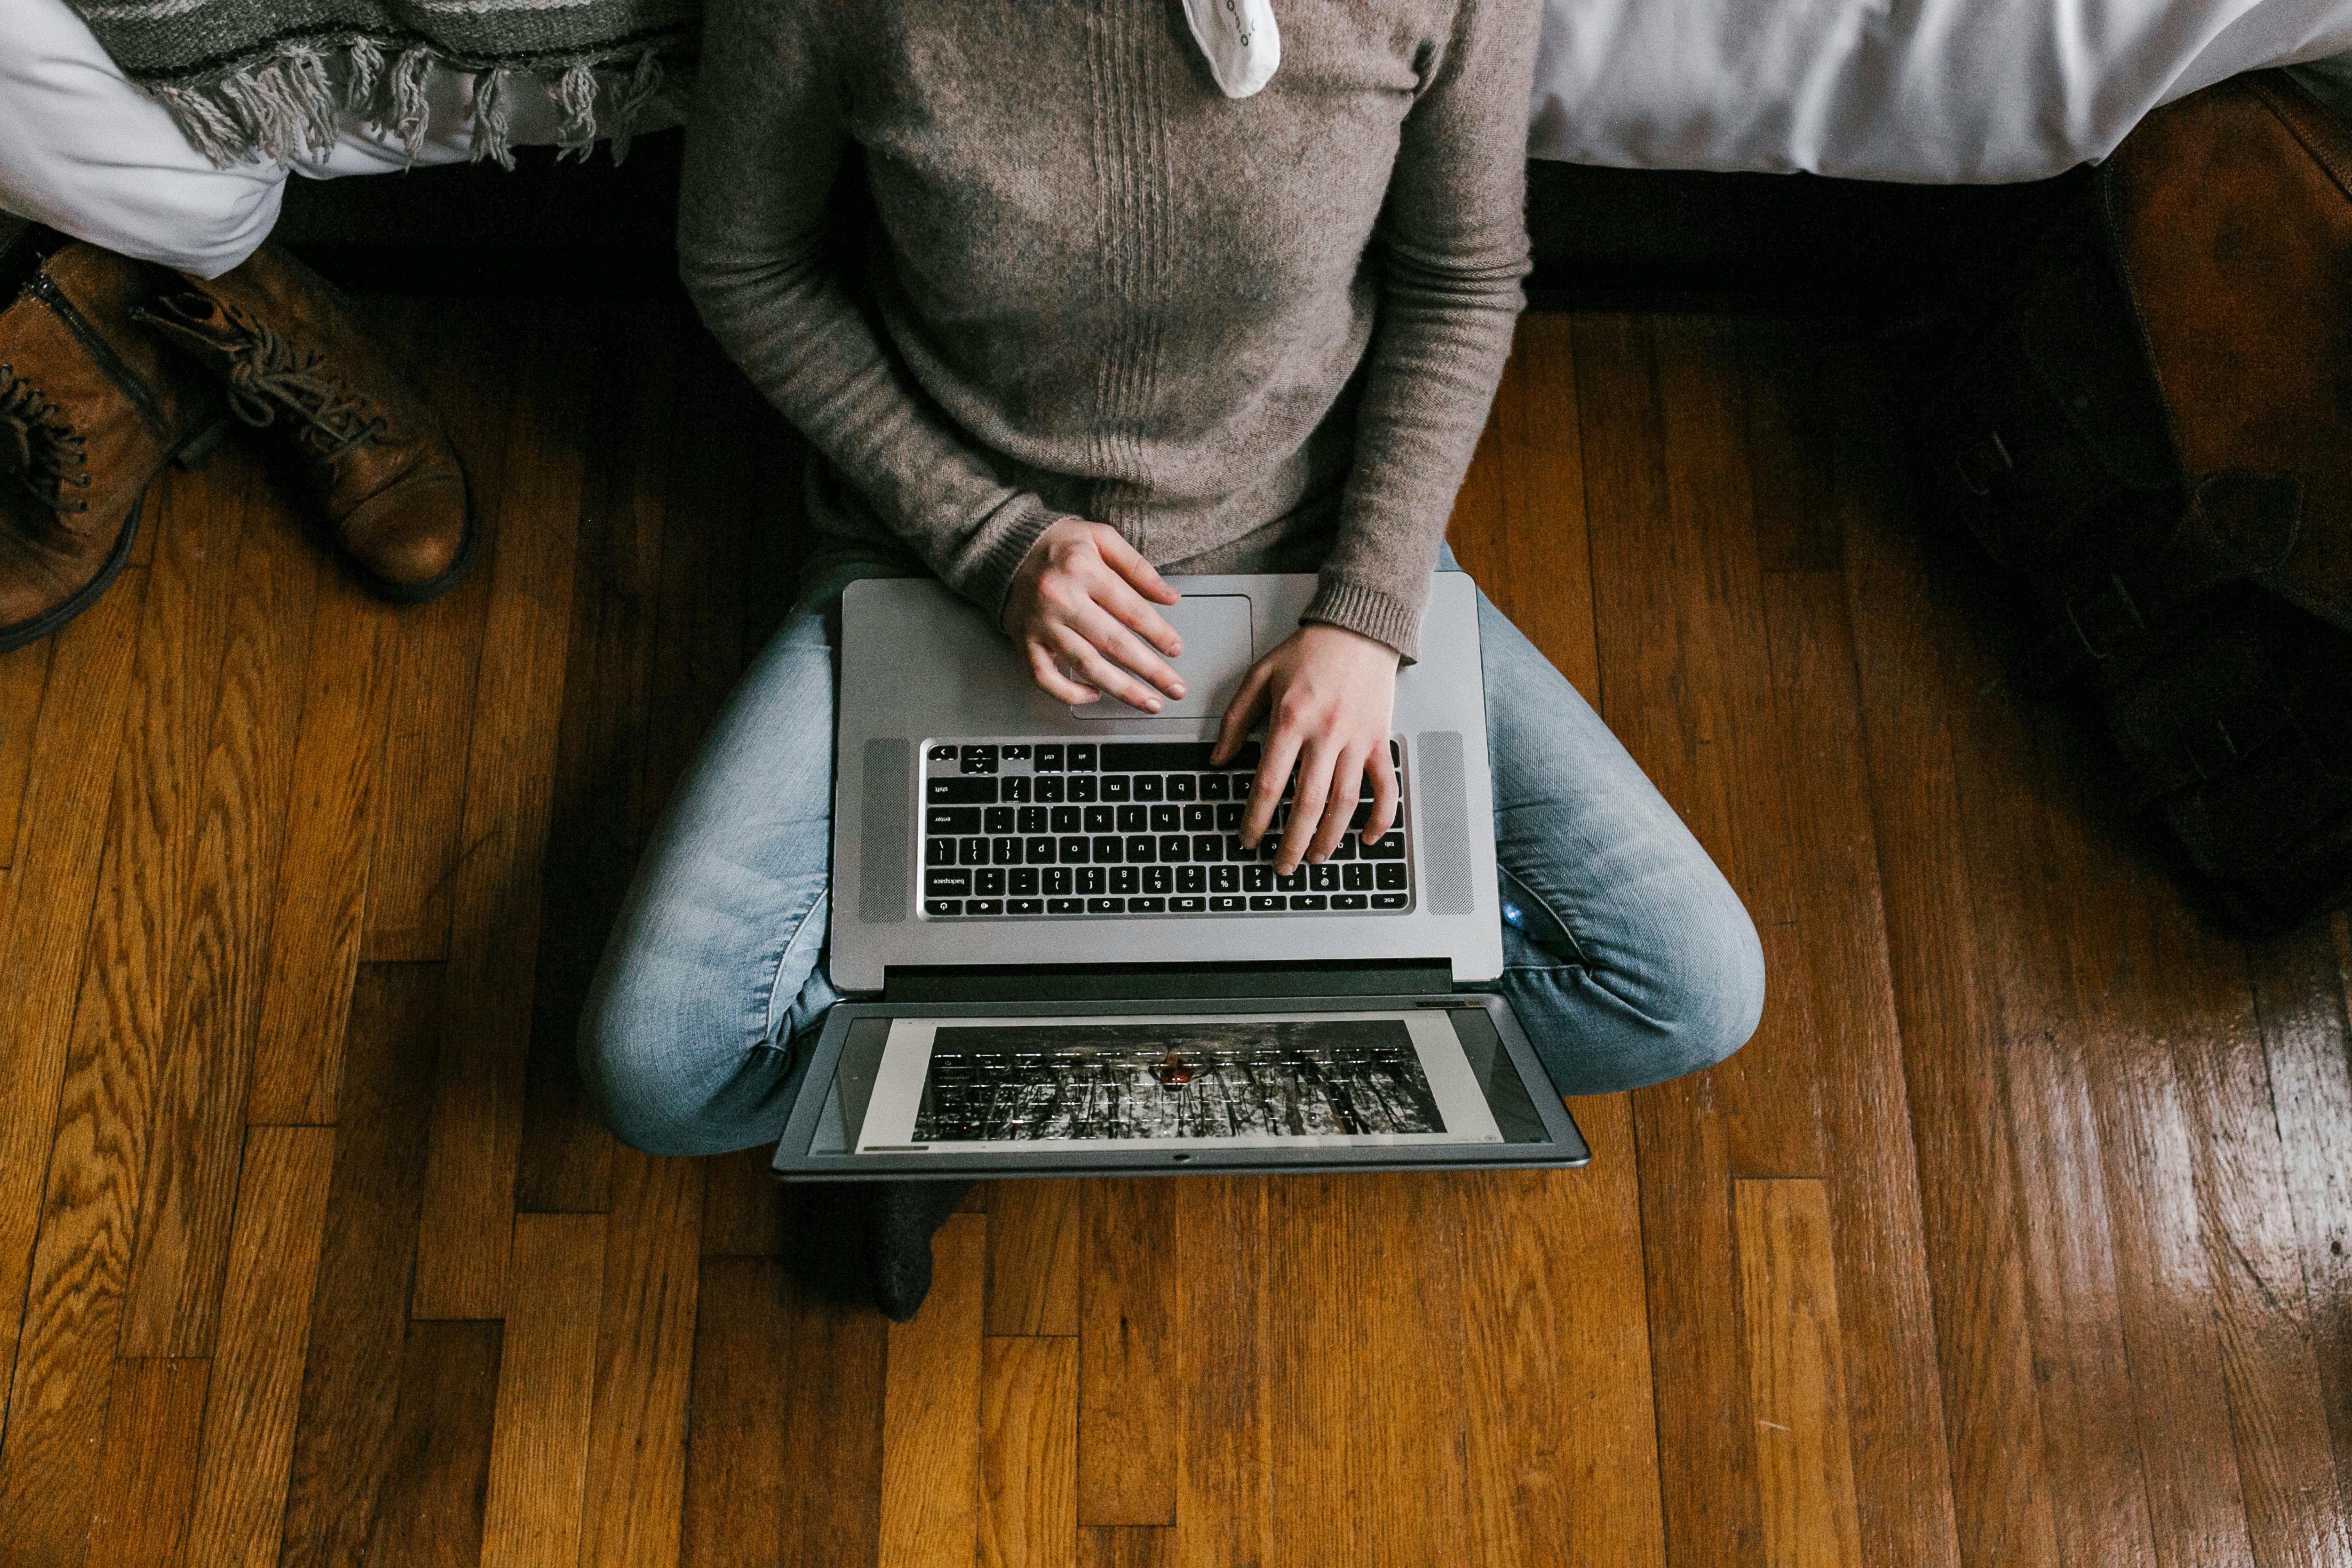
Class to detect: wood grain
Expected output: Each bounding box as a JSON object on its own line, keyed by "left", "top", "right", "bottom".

{"left": 1172, "top": 1176, "right": 1271, "bottom": 1568}
{"left": 577, "top": 1145, "right": 704, "bottom": 1568}
{"left": 245, "top": 572, "right": 402, "bottom": 1125}
{"left": 775, "top": 1193, "right": 890, "bottom": 1566}
{"left": 980, "top": 1336, "right": 1078, "bottom": 1568}
{"left": 680, "top": 1258, "right": 795, "bottom": 1568}
{"left": 985, "top": 1179, "right": 1082, "bottom": 1337}
{"left": 1078, "top": 1180, "right": 1178, "bottom": 1526}
{"left": 363, "top": 299, "right": 510, "bottom": 963}
{"left": 180, "top": 1124, "right": 337, "bottom": 1568}
{"left": 1736, "top": 1179, "right": 1865, "bottom": 1568}
{"left": 480, "top": 1211, "right": 608, "bottom": 1568}
{"left": 275, "top": 963, "right": 445, "bottom": 1568}
{"left": 365, "top": 1320, "right": 504, "bottom": 1568}
{"left": 119, "top": 499, "right": 321, "bottom": 1358}
{"left": 81, "top": 1357, "right": 209, "bottom": 1568}
{"left": 0, "top": 560, "right": 143, "bottom": 1433}
{"left": 0, "top": 634, "right": 50, "bottom": 870}
{"left": 699, "top": 1146, "right": 787, "bottom": 1258}
{"left": 880, "top": 1210, "right": 987, "bottom": 1568}
{"left": 1460, "top": 1098, "right": 1666, "bottom": 1568}
{"left": 1080, "top": 1526, "right": 1171, "bottom": 1568}
{"left": 410, "top": 305, "right": 590, "bottom": 1320}
{"left": 0, "top": 454, "right": 253, "bottom": 1561}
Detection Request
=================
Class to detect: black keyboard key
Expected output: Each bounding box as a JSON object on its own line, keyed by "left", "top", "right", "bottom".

{"left": 1085, "top": 806, "right": 1114, "bottom": 833}
{"left": 926, "top": 898, "right": 963, "bottom": 915}
{"left": 1009, "top": 898, "right": 1044, "bottom": 914}
{"left": 992, "top": 837, "right": 1022, "bottom": 865}
{"left": 1376, "top": 863, "right": 1409, "bottom": 890}
{"left": 1128, "top": 897, "right": 1167, "bottom": 914}
{"left": 1077, "top": 868, "right": 1105, "bottom": 895}
{"left": 926, "top": 810, "right": 983, "bottom": 840}
{"left": 1143, "top": 865, "right": 1173, "bottom": 894}
{"left": 1133, "top": 774, "right": 1163, "bottom": 801}
{"left": 1091, "top": 836, "right": 1122, "bottom": 863}
{"left": 1176, "top": 866, "right": 1206, "bottom": 893}
{"left": 1017, "top": 806, "right": 1047, "bottom": 834}
{"left": 1372, "top": 892, "right": 1409, "bottom": 909}
{"left": 1088, "top": 897, "right": 1124, "bottom": 914}
{"left": 1149, "top": 804, "right": 1180, "bottom": 832}
{"left": 1124, "top": 835, "right": 1155, "bottom": 863}
{"left": 1002, "top": 775, "right": 1031, "bottom": 803}
{"left": 1118, "top": 804, "right": 1148, "bottom": 833}
{"left": 1157, "top": 835, "right": 1187, "bottom": 862}
{"left": 928, "top": 744, "right": 958, "bottom": 762}
{"left": 926, "top": 839, "right": 955, "bottom": 866}
{"left": 1036, "top": 745, "right": 1064, "bottom": 771}
{"left": 1243, "top": 865, "right": 1273, "bottom": 892}
{"left": 1167, "top": 774, "right": 1196, "bottom": 800}
{"left": 1225, "top": 834, "right": 1252, "bottom": 861}
{"left": 1101, "top": 775, "right": 1130, "bottom": 802}
{"left": 1181, "top": 804, "right": 1212, "bottom": 832}
{"left": 1343, "top": 863, "right": 1373, "bottom": 891}
{"left": 1057, "top": 836, "right": 1088, "bottom": 863}
{"left": 967, "top": 899, "right": 1004, "bottom": 915}
{"left": 1331, "top": 836, "right": 1356, "bottom": 861}
{"left": 1051, "top": 806, "right": 1081, "bottom": 833}
{"left": 1190, "top": 834, "right": 1221, "bottom": 862}
{"left": 1275, "top": 867, "right": 1308, "bottom": 893}
{"left": 1069, "top": 744, "right": 1097, "bottom": 770}
{"left": 1110, "top": 867, "right": 1139, "bottom": 894}
{"left": 1309, "top": 864, "right": 1340, "bottom": 892}
{"left": 1048, "top": 897, "right": 1084, "bottom": 914}
{"left": 928, "top": 777, "right": 997, "bottom": 804}
{"left": 1248, "top": 895, "right": 1286, "bottom": 911}
{"left": 960, "top": 745, "right": 998, "bottom": 774}
{"left": 1216, "top": 803, "right": 1243, "bottom": 831}
{"left": 984, "top": 806, "right": 1015, "bottom": 834}
{"left": 1211, "top": 895, "right": 1246, "bottom": 911}
{"left": 959, "top": 836, "right": 989, "bottom": 866}
{"left": 1209, "top": 865, "right": 1240, "bottom": 893}
{"left": 1102, "top": 741, "right": 1258, "bottom": 772}
{"left": 1200, "top": 774, "right": 1230, "bottom": 800}
{"left": 1068, "top": 776, "right": 1097, "bottom": 802}
{"left": 925, "top": 869, "right": 972, "bottom": 896}
{"left": 1365, "top": 833, "right": 1406, "bottom": 860}
{"left": 1009, "top": 869, "right": 1039, "bottom": 896}
{"left": 1347, "top": 802, "right": 1371, "bottom": 829}
{"left": 1035, "top": 775, "right": 1065, "bottom": 802}
{"left": 1044, "top": 868, "right": 1073, "bottom": 896}
{"left": 1289, "top": 895, "right": 1328, "bottom": 910}
{"left": 1331, "top": 893, "right": 1368, "bottom": 909}
{"left": 1025, "top": 836, "right": 1056, "bottom": 864}
{"left": 1004, "top": 744, "right": 1031, "bottom": 759}
{"left": 976, "top": 868, "right": 1005, "bottom": 896}
{"left": 1170, "top": 896, "right": 1206, "bottom": 912}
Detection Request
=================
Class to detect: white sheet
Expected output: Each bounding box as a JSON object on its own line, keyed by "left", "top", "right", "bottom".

{"left": 1531, "top": 0, "right": 2352, "bottom": 182}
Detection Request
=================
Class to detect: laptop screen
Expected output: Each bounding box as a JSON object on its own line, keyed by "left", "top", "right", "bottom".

{"left": 804, "top": 1005, "right": 1557, "bottom": 1160}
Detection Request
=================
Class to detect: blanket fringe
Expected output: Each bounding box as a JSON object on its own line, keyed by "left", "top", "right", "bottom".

{"left": 143, "top": 37, "right": 685, "bottom": 171}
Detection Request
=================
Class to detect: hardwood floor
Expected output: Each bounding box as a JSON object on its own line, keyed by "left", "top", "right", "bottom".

{"left": 1, "top": 297, "right": 2347, "bottom": 1568}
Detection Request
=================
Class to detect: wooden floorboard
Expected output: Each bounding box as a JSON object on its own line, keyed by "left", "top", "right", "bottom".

{"left": 0, "top": 300, "right": 2343, "bottom": 1568}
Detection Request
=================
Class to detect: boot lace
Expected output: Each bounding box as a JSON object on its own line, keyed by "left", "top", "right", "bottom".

{"left": 183, "top": 300, "right": 388, "bottom": 461}
{"left": 0, "top": 363, "right": 91, "bottom": 514}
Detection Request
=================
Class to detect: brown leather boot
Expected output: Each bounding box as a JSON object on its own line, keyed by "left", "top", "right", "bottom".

{"left": 0, "top": 242, "right": 225, "bottom": 654}
{"left": 135, "top": 243, "right": 475, "bottom": 605}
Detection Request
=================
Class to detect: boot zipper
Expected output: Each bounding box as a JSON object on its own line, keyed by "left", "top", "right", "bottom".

{"left": 26, "top": 271, "right": 172, "bottom": 442}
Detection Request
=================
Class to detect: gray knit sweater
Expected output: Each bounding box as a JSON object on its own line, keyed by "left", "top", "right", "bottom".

{"left": 677, "top": 0, "right": 1535, "bottom": 659}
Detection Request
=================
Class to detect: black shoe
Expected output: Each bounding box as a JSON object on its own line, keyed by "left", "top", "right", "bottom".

{"left": 868, "top": 1179, "right": 975, "bottom": 1322}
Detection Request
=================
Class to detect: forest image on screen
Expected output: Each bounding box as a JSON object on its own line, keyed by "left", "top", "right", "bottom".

{"left": 911, "top": 1019, "right": 1445, "bottom": 1142}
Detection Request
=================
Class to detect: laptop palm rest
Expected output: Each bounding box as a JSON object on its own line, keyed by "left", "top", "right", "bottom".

{"left": 1069, "top": 593, "right": 1253, "bottom": 721}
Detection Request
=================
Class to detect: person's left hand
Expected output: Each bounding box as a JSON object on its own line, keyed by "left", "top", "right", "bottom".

{"left": 1210, "top": 623, "right": 1402, "bottom": 874}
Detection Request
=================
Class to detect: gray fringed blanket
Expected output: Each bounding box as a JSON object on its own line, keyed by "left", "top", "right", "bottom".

{"left": 64, "top": 0, "right": 700, "bottom": 168}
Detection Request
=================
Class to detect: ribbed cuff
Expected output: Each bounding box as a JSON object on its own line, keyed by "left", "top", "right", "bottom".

{"left": 961, "top": 494, "right": 1065, "bottom": 628}
{"left": 1301, "top": 574, "right": 1423, "bottom": 663}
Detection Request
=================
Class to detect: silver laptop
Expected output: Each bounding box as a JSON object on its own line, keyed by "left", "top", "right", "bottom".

{"left": 769, "top": 573, "right": 1588, "bottom": 1179}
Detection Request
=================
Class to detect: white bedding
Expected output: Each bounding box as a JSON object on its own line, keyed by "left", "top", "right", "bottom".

{"left": 1531, "top": 0, "right": 2352, "bottom": 182}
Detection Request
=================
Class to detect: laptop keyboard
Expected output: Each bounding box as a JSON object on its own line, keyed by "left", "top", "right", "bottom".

{"left": 919, "top": 739, "right": 1411, "bottom": 919}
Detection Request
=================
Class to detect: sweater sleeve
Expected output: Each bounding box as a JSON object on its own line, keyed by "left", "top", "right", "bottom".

{"left": 675, "top": 0, "right": 1064, "bottom": 619}
{"left": 1299, "top": 0, "right": 1539, "bottom": 661}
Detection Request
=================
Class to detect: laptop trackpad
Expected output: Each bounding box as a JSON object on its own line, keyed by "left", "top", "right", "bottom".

{"left": 1070, "top": 593, "right": 1254, "bottom": 721}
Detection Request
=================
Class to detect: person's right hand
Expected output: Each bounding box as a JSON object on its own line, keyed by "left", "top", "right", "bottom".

{"left": 1001, "top": 518, "right": 1187, "bottom": 712}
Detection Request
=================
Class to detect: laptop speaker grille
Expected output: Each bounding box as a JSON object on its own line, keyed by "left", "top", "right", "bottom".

{"left": 1414, "top": 730, "right": 1476, "bottom": 916}
{"left": 858, "top": 738, "right": 911, "bottom": 924}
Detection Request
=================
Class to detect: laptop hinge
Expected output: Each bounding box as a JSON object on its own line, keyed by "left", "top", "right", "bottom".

{"left": 880, "top": 958, "right": 1456, "bottom": 1007}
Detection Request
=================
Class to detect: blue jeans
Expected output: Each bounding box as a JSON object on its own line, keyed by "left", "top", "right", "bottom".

{"left": 579, "top": 550, "right": 1764, "bottom": 1157}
